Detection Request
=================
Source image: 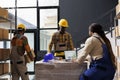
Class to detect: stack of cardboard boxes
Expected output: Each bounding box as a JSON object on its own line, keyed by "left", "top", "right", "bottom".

{"left": 0, "top": 63, "right": 9, "bottom": 75}
{"left": 0, "top": 27, "right": 10, "bottom": 80}
{"left": 0, "top": 28, "right": 9, "bottom": 40}
{"left": 35, "top": 61, "right": 87, "bottom": 80}
{"left": 0, "top": 49, "right": 10, "bottom": 61}
{"left": 0, "top": 7, "right": 10, "bottom": 80}
{"left": 115, "top": 1, "right": 120, "bottom": 80}
{"left": 0, "top": 7, "right": 8, "bottom": 22}
{"left": 0, "top": 78, "right": 8, "bottom": 80}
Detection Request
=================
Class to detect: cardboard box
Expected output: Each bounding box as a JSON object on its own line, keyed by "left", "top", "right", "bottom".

{"left": 3, "top": 63, "right": 9, "bottom": 74}
{"left": 0, "top": 7, "right": 8, "bottom": 22}
{"left": 0, "top": 28, "right": 9, "bottom": 40}
{"left": 116, "top": 3, "right": 120, "bottom": 19}
{"left": 24, "top": 54, "right": 31, "bottom": 63}
{"left": 35, "top": 61, "right": 87, "bottom": 80}
{"left": 116, "top": 46, "right": 120, "bottom": 57}
{"left": 0, "top": 49, "right": 10, "bottom": 60}
{"left": 0, "top": 78, "right": 8, "bottom": 80}
{"left": 0, "top": 63, "right": 3, "bottom": 75}
{"left": 0, "top": 63, "right": 9, "bottom": 75}
{"left": 0, "top": 29, "right": 2, "bottom": 39}
{"left": 25, "top": 49, "right": 35, "bottom": 63}
{"left": 3, "top": 29, "right": 9, "bottom": 39}
{"left": 115, "top": 27, "right": 118, "bottom": 37}
{"left": 115, "top": 26, "right": 120, "bottom": 37}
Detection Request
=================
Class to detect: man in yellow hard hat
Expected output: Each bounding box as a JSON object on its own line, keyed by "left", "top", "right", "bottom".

{"left": 48, "top": 19, "right": 74, "bottom": 59}
{"left": 10, "top": 23, "right": 34, "bottom": 80}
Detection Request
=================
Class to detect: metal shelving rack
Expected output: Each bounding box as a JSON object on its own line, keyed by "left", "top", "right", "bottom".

{"left": 0, "top": 16, "right": 12, "bottom": 80}
{"left": 114, "top": 2, "right": 120, "bottom": 80}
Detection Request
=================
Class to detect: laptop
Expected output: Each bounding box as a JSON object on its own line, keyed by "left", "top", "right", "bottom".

{"left": 64, "top": 50, "right": 77, "bottom": 60}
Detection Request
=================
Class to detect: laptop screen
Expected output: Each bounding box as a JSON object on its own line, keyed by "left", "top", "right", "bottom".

{"left": 64, "top": 50, "right": 76, "bottom": 60}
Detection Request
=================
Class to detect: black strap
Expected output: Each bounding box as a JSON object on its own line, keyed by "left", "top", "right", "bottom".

{"left": 10, "top": 61, "right": 23, "bottom": 64}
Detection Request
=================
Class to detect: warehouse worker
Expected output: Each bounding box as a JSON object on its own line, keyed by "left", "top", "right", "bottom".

{"left": 73, "top": 23, "right": 116, "bottom": 80}
{"left": 10, "top": 23, "right": 33, "bottom": 80}
{"left": 48, "top": 19, "right": 74, "bottom": 59}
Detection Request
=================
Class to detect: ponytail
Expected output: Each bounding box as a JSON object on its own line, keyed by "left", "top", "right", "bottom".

{"left": 89, "top": 23, "right": 116, "bottom": 69}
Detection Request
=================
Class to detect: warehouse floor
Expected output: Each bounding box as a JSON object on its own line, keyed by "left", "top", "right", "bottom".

{"left": 0, "top": 74, "right": 35, "bottom": 80}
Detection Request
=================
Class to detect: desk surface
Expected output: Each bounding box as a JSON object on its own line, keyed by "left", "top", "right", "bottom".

{"left": 35, "top": 60, "right": 87, "bottom": 80}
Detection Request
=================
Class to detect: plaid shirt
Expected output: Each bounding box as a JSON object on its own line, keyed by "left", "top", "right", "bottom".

{"left": 48, "top": 31, "right": 74, "bottom": 53}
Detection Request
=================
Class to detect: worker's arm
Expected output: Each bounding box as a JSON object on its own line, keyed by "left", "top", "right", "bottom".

{"left": 23, "top": 36, "right": 34, "bottom": 61}
{"left": 76, "top": 37, "right": 94, "bottom": 64}
{"left": 48, "top": 34, "right": 55, "bottom": 53}
{"left": 68, "top": 34, "right": 74, "bottom": 50}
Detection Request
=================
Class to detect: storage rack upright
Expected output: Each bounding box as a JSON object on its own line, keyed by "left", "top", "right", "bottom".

{"left": 114, "top": 1, "right": 120, "bottom": 79}
{"left": 0, "top": 16, "right": 12, "bottom": 80}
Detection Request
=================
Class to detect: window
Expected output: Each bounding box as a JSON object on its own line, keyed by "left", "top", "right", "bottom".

{"left": 40, "top": 9, "right": 58, "bottom": 29}
{"left": 39, "top": 6, "right": 59, "bottom": 50}
{"left": 38, "top": 0, "right": 59, "bottom": 6}
{"left": 0, "top": 0, "right": 15, "bottom": 7}
{"left": 17, "top": 0, "right": 37, "bottom": 7}
{"left": 40, "top": 30, "right": 57, "bottom": 50}
{"left": 17, "top": 9, "right": 37, "bottom": 29}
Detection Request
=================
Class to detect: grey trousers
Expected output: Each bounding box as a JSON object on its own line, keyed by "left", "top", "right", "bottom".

{"left": 11, "top": 61, "right": 29, "bottom": 80}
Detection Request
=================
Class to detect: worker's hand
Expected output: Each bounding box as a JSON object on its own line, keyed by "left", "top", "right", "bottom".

{"left": 27, "top": 52, "right": 34, "bottom": 61}
{"left": 47, "top": 51, "right": 51, "bottom": 53}
{"left": 71, "top": 58, "right": 77, "bottom": 63}
{"left": 29, "top": 55, "right": 34, "bottom": 61}
{"left": 84, "top": 58, "right": 88, "bottom": 61}
{"left": 47, "top": 52, "right": 51, "bottom": 54}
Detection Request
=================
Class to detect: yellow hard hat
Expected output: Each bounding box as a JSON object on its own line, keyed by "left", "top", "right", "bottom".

{"left": 58, "top": 19, "right": 68, "bottom": 27}
{"left": 17, "top": 23, "right": 26, "bottom": 31}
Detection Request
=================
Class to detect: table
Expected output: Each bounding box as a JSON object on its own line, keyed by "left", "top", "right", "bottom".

{"left": 35, "top": 60, "right": 87, "bottom": 80}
